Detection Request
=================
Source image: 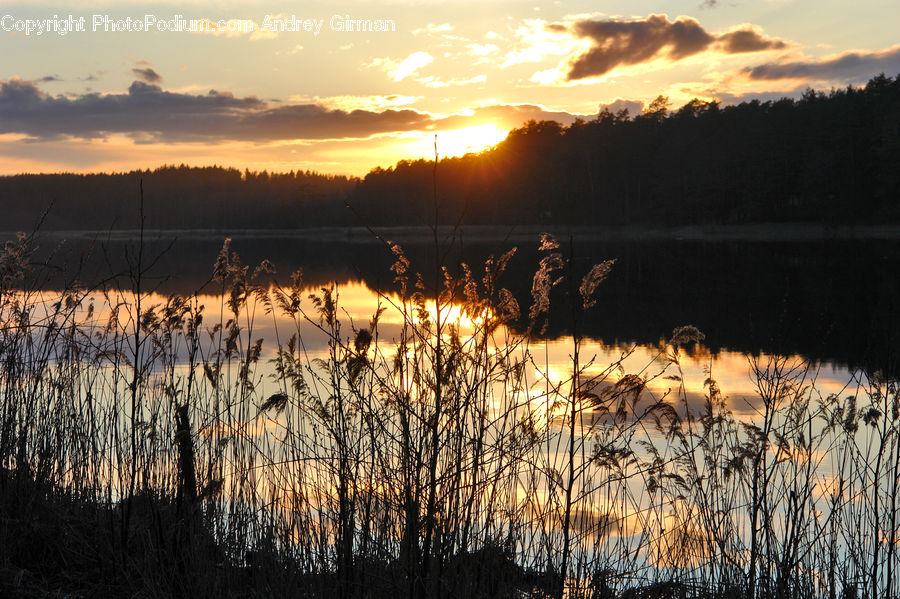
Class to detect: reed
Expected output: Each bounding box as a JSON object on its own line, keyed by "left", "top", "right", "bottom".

{"left": 0, "top": 224, "right": 897, "bottom": 599}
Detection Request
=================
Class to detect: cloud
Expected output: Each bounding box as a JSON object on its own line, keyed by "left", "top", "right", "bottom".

{"left": 290, "top": 94, "right": 421, "bottom": 111}
{"left": 707, "top": 89, "right": 805, "bottom": 105}
{"left": 248, "top": 27, "right": 278, "bottom": 41}
{"left": 131, "top": 68, "right": 162, "bottom": 83}
{"left": 502, "top": 19, "right": 585, "bottom": 68}
{"left": 0, "top": 78, "right": 433, "bottom": 143}
{"left": 0, "top": 78, "right": 588, "bottom": 145}
{"left": 717, "top": 27, "right": 787, "bottom": 53}
{"left": 740, "top": 45, "right": 900, "bottom": 82}
{"left": 36, "top": 75, "right": 61, "bottom": 83}
{"left": 276, "top": 44, "right": 304, "bottom": 56}
{"left": 547, "top": 14, "right": 789, "bottom": 81}
{"left": 467, "top": 43, "right": 499, "bottom": 57}
{"left": 561, "top": 15, "right": 714, "bottom": 80}
{"left": 418, "top": 74, "right": 487, "bottom": 88}
{"left": 369, "top": 51, "right": 434, "bottom": 82}
{"left": 600, "top": 98, "right": 645, "bottom": 116}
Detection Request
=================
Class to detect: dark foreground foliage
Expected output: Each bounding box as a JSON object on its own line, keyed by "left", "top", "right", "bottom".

{"left": 2, "top": 219, "right": 900, "bottom": 598}
{"left": 0, "top": 473, "right": 550, "bottom": 598}
{"left": 0, "top": 469, "right": 800, "bottom": 599}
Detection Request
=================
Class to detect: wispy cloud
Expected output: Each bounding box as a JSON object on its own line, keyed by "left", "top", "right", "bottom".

{"left": 276, "top": 44, "right": 304, "bottom": 56}
{"left": 418, "top": 74, "right": 487, "bottom": 88}
{"left": 289, "top": 94, "right": 421, "bottom": 111}
{"left": 368, "top": 51, "right": 434, "bottom": 82}
{"left": 467, "top": 43, "right": 499, "bottom": 57}
{"left": 501, "top": 19, "right": 587, "bottom": 68}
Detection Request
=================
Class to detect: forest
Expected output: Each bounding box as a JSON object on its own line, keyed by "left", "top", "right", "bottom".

{"left": 352, "top": 73, "right": 900, "bottom": 227}
{"left": 0, "top": 166, "right": 356, "bottom": 231}
{"left": 1, "top": 73, "right": 898, "bottom": 232}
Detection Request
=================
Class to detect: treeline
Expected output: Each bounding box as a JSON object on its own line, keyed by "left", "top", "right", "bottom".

{"left": 351, "top": 73, "right": 900, "bottom": 226}
{"left": 2, "top": 73, "right": 899, "bottom": 231}
{"left": 0, "top": 165, "right": 356, "bottom": 231}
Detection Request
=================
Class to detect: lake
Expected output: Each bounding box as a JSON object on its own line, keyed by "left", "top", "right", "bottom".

{"left": 22, "top": 226, "right": 900, "bottom": 373}
{"left": 3, "top": 226, "right": 899, "bottom": 597}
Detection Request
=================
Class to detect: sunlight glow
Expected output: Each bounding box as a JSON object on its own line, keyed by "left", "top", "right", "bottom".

{"left": 430, "top": 123, "right": 509, "bottom": 157}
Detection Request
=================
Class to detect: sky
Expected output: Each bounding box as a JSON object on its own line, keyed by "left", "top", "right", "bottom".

{"left": 1, "top": 0, "right": 898, "bottom": 176}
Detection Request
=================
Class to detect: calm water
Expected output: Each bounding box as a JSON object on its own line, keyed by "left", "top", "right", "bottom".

{"left": 12, "top": 228, "right": 891, "bottom": 465}
{"left": 21, "top": 228, "right": 900, "bottom": 376}
{"left": 5, "top": 228, "right": 899, "bottom": 591}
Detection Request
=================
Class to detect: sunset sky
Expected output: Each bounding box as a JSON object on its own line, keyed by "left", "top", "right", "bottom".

{"left": 1, "top": 0, "right": 898, "bottom": 175}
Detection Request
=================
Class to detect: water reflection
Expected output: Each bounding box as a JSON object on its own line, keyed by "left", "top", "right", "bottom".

{"left": 19, "top": 230, "right": 900, "bottom": 377}
{"left": 4, "top": 231, "right": 899, "bottom": 595}
{"left": 20, "top": 280, "right": 862, "bottom": 419}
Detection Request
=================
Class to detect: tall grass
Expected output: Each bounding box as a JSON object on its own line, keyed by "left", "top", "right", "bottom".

{"left": 0, "top": 226, "right": 898, "bottom": 598}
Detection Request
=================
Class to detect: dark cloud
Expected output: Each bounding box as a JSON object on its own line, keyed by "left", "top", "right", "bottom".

{"left": 0, "top": 78, "right": 432, "bottom": 142}
{"left": 741, "top": 46, "right": 900, "bottom": 81}
{"left": 563, "top": 15, "right": 713, "bottom": 80}
{"left": 0, "top": 78, "right": 584, "bottom": 144}
{"left": 36, "top": 75, "right": 61, "bottom": 83}
{"left": 131, "top": 68, "right": 162, "bottom": 83}
{"left": 717, "top": 28, "right": 787, "bottom": 53}
{"left": 557, "top": 14, "right": 788, "bottom": 80}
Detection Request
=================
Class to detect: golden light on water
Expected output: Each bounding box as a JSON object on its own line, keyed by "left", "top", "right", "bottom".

{"left": 23, "top": 282, "right": 859, "bottom": 420}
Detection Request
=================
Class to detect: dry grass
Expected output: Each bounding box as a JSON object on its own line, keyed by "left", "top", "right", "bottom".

{"left": 0, "top": 228, "right": 898, "bottom": 599}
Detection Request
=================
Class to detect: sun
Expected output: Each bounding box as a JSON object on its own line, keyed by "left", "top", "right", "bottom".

{"left": 390, "top": 122, "right": 509, "bottom": 166}
{"left": 434, "top": 122, "right": 509, "bottom": 157}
